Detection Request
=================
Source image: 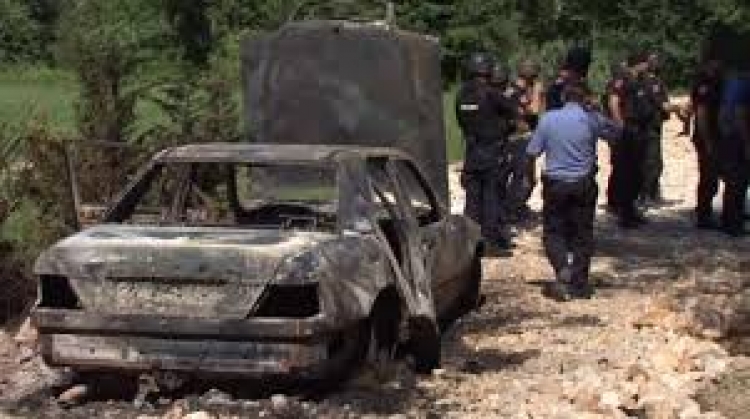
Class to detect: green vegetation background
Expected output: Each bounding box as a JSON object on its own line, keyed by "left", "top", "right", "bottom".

{"left": 2, "top": 0, "right": 750, "bottom": 161}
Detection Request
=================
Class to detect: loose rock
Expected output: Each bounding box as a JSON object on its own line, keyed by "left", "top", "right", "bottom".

{"left": 57, "top": 384, "right": 89, "bottom": 407}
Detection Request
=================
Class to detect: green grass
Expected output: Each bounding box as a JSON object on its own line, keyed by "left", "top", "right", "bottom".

{"left": 443, "top": 86, "right": 464, "bottom": 162}
{"left": 0, "top": 66, "right": 78, "bottom": 135}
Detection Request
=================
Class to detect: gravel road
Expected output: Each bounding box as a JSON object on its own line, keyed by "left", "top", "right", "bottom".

{"left": 0, "top": 111, "right": 748, "bottom": 419}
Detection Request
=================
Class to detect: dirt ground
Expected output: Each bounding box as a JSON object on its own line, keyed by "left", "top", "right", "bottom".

{"left": 0, "top": 112, "right": 748, "bottom": 418}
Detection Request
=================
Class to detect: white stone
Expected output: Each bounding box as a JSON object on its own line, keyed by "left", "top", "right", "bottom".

{"left": 57, "top": 384, "right": 88, "bottom": 406}
{"left": 598, "top": 390, "right": 622, "bottom": 410}
{"left": 13, "top": 318, "right": 38, "bottom": 345}
{"left": 271, "top": 394, "right": 290, "bottom": 412}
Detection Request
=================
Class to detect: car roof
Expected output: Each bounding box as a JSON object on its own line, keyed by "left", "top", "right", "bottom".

{"left": 154, "top": 143, "right": 412, "bottom": 164}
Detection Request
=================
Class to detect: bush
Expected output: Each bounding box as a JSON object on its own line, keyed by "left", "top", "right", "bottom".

{"left": 0, "top": 120, "right": 73, "bottom": 322}
{"left": 0, "top": 0, "right": 46, "bottom": 63}
{"left": 57, "top": 0, "right": 171, "bottom": 144}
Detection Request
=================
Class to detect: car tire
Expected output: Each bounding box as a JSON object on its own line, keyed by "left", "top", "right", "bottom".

{"left": 310, "top": 320, "right": 370, "bottom": 391}
{"left": 365, "top": 309, "right": 400, "bottom": 378}
{"left": 409, "top": 316, "right": 441, "bottom": 374}
{"left": 460, "top": 251, "right": 483, "bottom": 311}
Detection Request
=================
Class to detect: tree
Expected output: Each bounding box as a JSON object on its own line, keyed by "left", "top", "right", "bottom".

{"left": 163, "top": 0, "right": 213, "bottom": 67}
{"left": 0, "top": 0, "right": 44, "bottom": 63}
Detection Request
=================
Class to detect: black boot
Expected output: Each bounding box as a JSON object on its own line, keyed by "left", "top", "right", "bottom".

{"left": 542, "top": 282, "right": 571, "bottom": 302}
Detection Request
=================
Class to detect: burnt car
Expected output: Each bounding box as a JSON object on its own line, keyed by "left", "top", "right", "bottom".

{"left": 32, "top": 143, "right": 482, "bottom": 380}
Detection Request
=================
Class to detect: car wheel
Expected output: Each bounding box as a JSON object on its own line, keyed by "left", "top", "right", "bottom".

{"left": 409, "top": 316, "right": 441, "bottom": 374}
{"left": 314, "top": 320, "right": 370, "bottom": 389}
{"left": 460, "top": 251, "right": 483, "bottom": 311}
{"left": 366, "top": 309, "right": 400, "bottom": 379}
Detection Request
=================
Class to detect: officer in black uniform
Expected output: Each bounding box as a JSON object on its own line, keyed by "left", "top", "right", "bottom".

{"left": 607, "top": 51, "right": 657, "bottom": 228}
{"left": 604, "top": 60, "right": 628, "bottom": 214}
{"left": 602, "top": 60, "right": 628, "bottom": 117}
{"left": 640, "top": 53, "right": 671, "bottom": 205}
{"left": 457, "top": 53, "right": 518, "bottom": 253}
{"left": 496, "top": 61, "right": 541, "bottom": 223}
{"left": 547, "top": 46, "right": 592, "bottom": 111}
{"left": 688, "top": 58, "right": 724, "bottom": 228}
{"left": 717, "top": 59, "right": 750, "bottom": 237}
{"left": 490, "top": 62, "right": 528, "bottom": 225}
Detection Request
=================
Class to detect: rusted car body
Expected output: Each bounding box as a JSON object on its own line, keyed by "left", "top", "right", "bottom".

{"left": 32, "top": 144, "right": 482, "bottom": 379}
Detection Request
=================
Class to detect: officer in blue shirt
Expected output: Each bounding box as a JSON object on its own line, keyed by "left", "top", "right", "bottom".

{"left": 527, "top": 81, "right": 622, "bottom": 301}
{"left": 718, "top": 66, "right": 750, "bottom": 236}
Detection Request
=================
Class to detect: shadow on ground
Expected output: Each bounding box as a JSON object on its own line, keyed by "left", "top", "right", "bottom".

{"left": 593, "top": 207, "right": 750, "bottom": 292}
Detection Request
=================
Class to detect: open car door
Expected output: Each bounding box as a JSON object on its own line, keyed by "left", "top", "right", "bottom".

{"left": 364, "top": 158, "right": 441, "bottom": 371}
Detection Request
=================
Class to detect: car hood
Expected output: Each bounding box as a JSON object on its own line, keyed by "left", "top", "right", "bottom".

{"left": 35, "top": 225, "right": 337, "bottom": 318}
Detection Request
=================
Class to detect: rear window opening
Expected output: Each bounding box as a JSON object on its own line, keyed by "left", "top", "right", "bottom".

{"left": 107, "top": 162, "right": 338, "bottom": 231}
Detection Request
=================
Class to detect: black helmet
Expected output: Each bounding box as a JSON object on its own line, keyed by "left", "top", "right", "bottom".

{"left": 465, "top": 52, "right": 494, "bottom": 78}
{"left": 490, "top": 62, "right": 510, "bottom": 86}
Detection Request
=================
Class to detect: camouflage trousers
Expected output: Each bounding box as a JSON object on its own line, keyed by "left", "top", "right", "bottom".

{"left": 640, "top": 124, "right": 664, "bottom": 201}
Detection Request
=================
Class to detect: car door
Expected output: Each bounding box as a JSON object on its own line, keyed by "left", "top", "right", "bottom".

{"left": 386, "top": 159, "right": 468, "bottom": 317}
{"left": 366, "top": 158, "right": 436, "bottom": 323}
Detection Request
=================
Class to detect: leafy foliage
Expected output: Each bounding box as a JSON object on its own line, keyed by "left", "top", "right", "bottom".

{"left": 1, "top": 120, "right": 72, "bottom": 321}
{"left": 139, "top": 61, "right": 241, "bottom": 149}
{"left": 0, "top": 0, "right": 45, "bottom": 63}
{"left": 5, "top": 0, "right": 750, "bottom": 85}
{"left": 57, "top": 0, "right": 172, "bottom": 144}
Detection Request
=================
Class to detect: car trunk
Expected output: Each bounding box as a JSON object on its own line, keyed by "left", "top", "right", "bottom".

{"left": 34, "top": 225, "right": 335, "bottom": 319}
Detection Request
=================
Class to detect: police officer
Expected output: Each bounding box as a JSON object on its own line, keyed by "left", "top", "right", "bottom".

{"left": 687, "top": 58, "right": 724, "bottom": 228}
{"left": 547, "top": 46, "right": 592, "bottom": 111}
{"left": 527, "top": 81, "right": 621, "bottom": 301}
{"left": 602, "top": 60, "right": 628, "bottom": 117}
{"left": 717, "top": 58, "right": 750, "bottom": 237}
{"left": 640, "top": 52, "right": 672, "bottom": 205}
{"left": 501, "top": 60, "right": 544, "bottom": 223}
{"left": 604, "top": 60, "right": 628, "bottom": 214}
{"left": 457, "top": 53, "right": 518, "bottom": 252}
{"left": 607, "top": 51, "right": 655, "bottom": 228}
{"left": 490, "top": 62, "right": 528, "bottom": 225}
{"left": 514, "top": 59, "right": 545, "bottom": 127}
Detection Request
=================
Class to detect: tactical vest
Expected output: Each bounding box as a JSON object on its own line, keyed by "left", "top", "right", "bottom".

{"left": 456, "top": 80, "right": 510, "bottom": 144}
{"left": 622, "top": 78, "right": 658, "bottom": 126}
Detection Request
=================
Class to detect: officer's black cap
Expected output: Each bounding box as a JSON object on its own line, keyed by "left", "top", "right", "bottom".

{"left": 465, "top": 52, "right": 495, "bottom": 78}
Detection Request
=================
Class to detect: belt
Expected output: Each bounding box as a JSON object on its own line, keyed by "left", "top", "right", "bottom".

{"left": 542, "top": 169, "right": 597, "bottom": 184}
